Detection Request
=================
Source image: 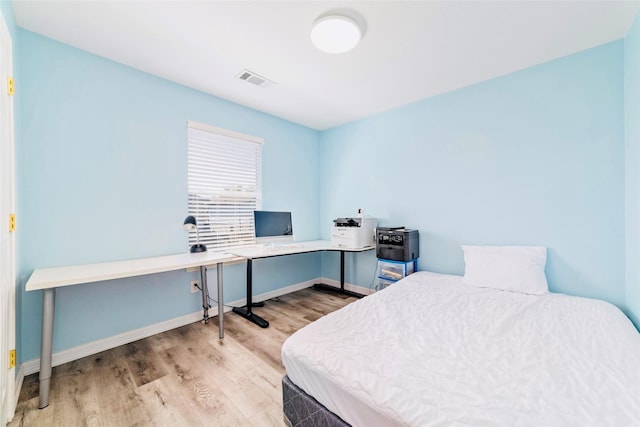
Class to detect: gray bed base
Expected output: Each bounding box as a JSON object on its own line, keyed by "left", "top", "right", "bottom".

{"left": 282, "top": 375, "right": 351, "bottom": 427}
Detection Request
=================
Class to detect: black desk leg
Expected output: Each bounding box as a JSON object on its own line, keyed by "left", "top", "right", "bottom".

{"left": 199, "top": 265, "right": 210, "bottom": 324}
{"left": 232, "top": 258, "right": 269, "bottom": 328}
{"left": 313, "top": 250, "right": 365, "bottom": 299}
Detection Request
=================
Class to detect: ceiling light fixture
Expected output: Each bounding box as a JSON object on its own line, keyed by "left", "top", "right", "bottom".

{"left": 311, "top": 14, "right": 362, "bottom": 54}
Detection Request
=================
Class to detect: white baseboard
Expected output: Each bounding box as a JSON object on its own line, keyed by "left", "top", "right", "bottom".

{"left": 21, "top": 312, "right": 206, "bottom": 376}
{"left": 317, "top": 277, "right": 375, "bottom": 296}
{"left": 251, "top": 278, "right": 317, "bottom": 303}
{"left": 19, "top": 276, "right": 373, "bottom": 378}
{"left": 21, "top": 278, "right": 324, "bottom": 376}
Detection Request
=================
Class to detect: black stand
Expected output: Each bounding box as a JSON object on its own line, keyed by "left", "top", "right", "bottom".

{"left": 199, "top": 265, "right": 210, "bottom": 324}
{"left": 313, "top": 250, "right": 366, "bottom": 299}
{"left": 232, "top": 258, "right": 269, "bottom": 328}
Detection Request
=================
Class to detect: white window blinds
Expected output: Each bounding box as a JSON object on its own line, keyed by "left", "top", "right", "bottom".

{"left": 187, "top": 120, "right": 263, "bottom": 250}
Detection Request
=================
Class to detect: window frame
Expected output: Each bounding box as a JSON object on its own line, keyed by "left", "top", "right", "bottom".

{"left": 186, "top": 120, "right": 263, "bottom": 251}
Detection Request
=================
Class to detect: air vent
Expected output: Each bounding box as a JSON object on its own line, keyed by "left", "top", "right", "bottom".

{"left": 236, "top": 69, "right": 275, "bottom": 88}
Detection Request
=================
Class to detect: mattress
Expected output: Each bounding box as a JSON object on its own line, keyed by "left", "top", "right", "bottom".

{"left": 281, "top": 271, "right": 640, "bottom": 426}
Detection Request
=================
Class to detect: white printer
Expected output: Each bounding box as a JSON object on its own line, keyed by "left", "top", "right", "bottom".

{"left": 331, "top": 216, "right": 377, "bottom": 249}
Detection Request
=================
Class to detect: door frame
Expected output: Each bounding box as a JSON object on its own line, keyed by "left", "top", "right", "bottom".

{"left": 0, "top": 8, "right": 16, "bottom": 424}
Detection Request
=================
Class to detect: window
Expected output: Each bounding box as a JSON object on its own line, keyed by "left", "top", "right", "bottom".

{"left": 187, "top": 120, "right": 263, "bottom": 250}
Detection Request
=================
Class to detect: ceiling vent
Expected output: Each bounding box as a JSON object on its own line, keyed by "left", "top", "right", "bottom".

{"left": 236, "top": 69, "right": 275, "bottom": 88}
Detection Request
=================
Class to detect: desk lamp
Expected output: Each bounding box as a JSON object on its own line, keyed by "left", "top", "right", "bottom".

{"left": 183, "top": 215, "right": 207, "bottom": 253}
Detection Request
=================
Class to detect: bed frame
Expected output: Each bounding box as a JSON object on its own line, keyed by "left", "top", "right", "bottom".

{"left": 282, "top": 375, "right": 350, "bottom": 427}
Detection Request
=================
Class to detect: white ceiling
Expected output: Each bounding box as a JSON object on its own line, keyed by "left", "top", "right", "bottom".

{"left": 12, "top": 0, "right": 640, "bottom": 130}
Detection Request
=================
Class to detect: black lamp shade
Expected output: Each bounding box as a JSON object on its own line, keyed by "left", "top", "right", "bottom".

{"left": 183, "top": 215, "right": 207, "bottom": 253}
{"left": 183, "top": 215, "right": 197, "bottom": 230}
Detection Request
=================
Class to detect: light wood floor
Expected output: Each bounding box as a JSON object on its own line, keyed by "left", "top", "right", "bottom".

{"left": 9, "top": 288, "right": 356, "bottom": 427}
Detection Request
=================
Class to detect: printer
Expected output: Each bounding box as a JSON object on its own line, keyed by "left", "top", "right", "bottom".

{"left": 331, "top": 217, "right": 377, "bottom": 249}
{"left": 376, "top": 227, "right": 419, "bottom": 261}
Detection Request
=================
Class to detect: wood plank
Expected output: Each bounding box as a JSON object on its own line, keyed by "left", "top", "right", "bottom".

{"left": 264, "top": 295, "right": 327, "bottom": 327}
{"left": 50, "top": 356, "right": 101, "bottom": 427}
{"left": 186, "top": 334, "right": 279, "bottom": 419}
{"left": 156, "top": 344, "right": 248, "bottom": 425}
{"left": 222, "top": 313, "right": 289, "bottom": 372}
{"left": 16, "top": 372, "right": 39, "bottom": 402}
{"left": 89, "top": 351, "right": 154, "bottom": 426}
{"left": 8, "top": 288, "right": 357, "bottom": 427}
{"left": 136, "top": 375, "right": 208, "bottom": 426}
{"left": 120, "top": 339, "right": 168, "bottom": 387}
{"left": 248, "top": 405, "right": 287, "bottom": 427}
{"left": 7, "top": 396, "right": 54, "bottom": 427}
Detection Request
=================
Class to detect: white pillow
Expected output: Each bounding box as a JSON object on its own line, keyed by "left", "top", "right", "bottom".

{"left": 461, "top": 245, "right": 549, "bottom": 295}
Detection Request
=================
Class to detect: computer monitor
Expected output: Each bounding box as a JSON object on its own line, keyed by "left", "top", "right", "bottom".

{"left": 254, "top": 210, "right": 294, "bottom": 244}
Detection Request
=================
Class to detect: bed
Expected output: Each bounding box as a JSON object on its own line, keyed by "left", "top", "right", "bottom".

{"left": 281, "top": 246, "right": 640, "bottom": 427}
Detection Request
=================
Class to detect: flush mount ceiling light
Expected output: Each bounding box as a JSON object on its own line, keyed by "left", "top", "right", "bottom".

{"left": 311, "top": 14, "right": 362, "bottom": 54}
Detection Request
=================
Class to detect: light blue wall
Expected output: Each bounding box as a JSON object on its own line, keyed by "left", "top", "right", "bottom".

{"left": 13, "top": 10, "right": 640, "bottom": 366}
{"left": 0, "top": 2, "right": 16, "bottom": 47}
{"left": 17, "top": 30, "right": 321, "bottom": 362}
{"left": 625, "top": 13, "right": 640, "bottom": 328}
{"left": 320, "top": 42, "right": 626, "bottom": 309}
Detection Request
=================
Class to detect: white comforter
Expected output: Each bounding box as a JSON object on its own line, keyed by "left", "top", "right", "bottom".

{"left": 282, "top": 271, "right": 640, "bottom": 427}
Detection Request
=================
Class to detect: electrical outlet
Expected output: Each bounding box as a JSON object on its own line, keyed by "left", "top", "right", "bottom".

{"left": 190, "top": 280, "right": 199, "bottom": 293}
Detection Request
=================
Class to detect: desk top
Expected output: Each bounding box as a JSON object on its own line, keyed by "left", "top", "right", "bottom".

{"left": 25, "top": 251, "right": 240, "bottom": 291}
{"left": 26, "top": 240, "right": 375, "bottom": 291}
{"left": 227, "top": 239, "right": 375, "bottom": 259}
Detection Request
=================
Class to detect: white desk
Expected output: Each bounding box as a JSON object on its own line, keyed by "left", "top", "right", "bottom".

{"left": 228, "top": 240, "right": 374, "bottom": 328}
{"left": 25, "top": 250, "right": 238, "bottom": 409}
